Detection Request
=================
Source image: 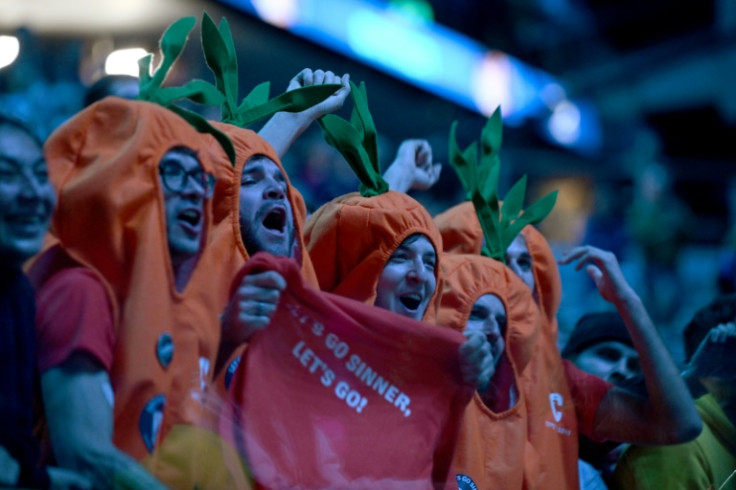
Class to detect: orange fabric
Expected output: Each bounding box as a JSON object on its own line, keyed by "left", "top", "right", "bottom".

{"left": 438, "top": 253, "right": 540, "bottom": 488}
{"left": 435, "top": 202, "right": 580, "bottom": 489}
{"left": 31, "top": 98, "right": 223, "bottom": 470}
{"left": 434, "top": 201, "right": 483, "bottom": 255}
{"left": 517, "top": 227, "right": 579, "bottom": 490}
{"left": 205, "top": 123, "right": 318, "bottom": 314}
{"left": 304, "top": 191, "right": 443, "bottom": 322}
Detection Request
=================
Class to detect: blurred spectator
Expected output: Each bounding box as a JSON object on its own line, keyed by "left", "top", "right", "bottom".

{"left": 0, "top": 114, "right": 90, "bottom": 489}
{"left": 83, "top": 75, "right": 139, "bottom": 107}
{"left": 611, "top": 294, "right": 736, "bottom": 490}
{"left": 562, "top": 312, "right": 647, "bottom": 489}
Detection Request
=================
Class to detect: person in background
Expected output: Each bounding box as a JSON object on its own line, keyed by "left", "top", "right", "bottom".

{"left": 611, "top": 294, "right": 736, "bottom": 490}
{"left": 562, "top": 311, "right": 645, "bottom": 488}
{"left": 0, "top": 114, "right": 90, "bottom": 489}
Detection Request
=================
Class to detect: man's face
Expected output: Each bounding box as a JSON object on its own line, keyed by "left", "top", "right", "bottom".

{"left": 375, "top": 234, "right": 437, "bottom": 321}
{"left": 159, "top": 149, "right": 209, "bottom": 263}
{"left": 0, "top": 125, "right": 55, "bottom": 267}
{"left": 505, "top": 234, "right": 535, "bottom": 294}
{"left": 572, "top": 341, "right": 641, "bottom": 385}
{"left": 467, "top": 293, "right": 506, "bottom": 364}
{"left": 239, "top": 156, "right": 295, "bottom": 258}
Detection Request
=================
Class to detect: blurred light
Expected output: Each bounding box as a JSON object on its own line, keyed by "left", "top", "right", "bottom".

{"left": 547, "top": 100, "right": 581, "bottom": 145}
{"left": 470, "top": 52, "right": 513, "bottom": 117}
{"left": 217, "top": 0, "right": 602, "bottom": 152}
{"left": 252, "top": 0, "right": 299, "bottom": 28}
{"left": 0, "top": 35, "right": 20, "bottom": 70}
{"left": 104, "top": 47, "right": 148, "bottom": 77}
{"left": 347, "top": 9, "right": 442, "bottom": 80}
{"left": 540, "top": 82, "right": 566, "bottom": 109}
{"left": 388, "top": 0, "right": 434, "bottom": 23}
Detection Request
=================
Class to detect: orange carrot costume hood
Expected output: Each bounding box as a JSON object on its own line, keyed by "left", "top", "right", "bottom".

{"left": 33, "top": 96, "right": 222, "bottom": 463}
{"left": 205, "top": 122, "right": 318, "bottom": 307}
{"left": 304, "top": 190, "right": 443, "bottom": 322}
{"left": 435, "top": 201, "right": 561, "bottom": 332}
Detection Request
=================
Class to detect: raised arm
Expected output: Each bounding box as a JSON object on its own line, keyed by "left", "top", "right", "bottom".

{"left": 383, "top": 139, "right": 442, "bottom": 193}
{"left": 559, "top": 245, "right": 702, "bottom": 444}
{"left": 258, "top": 68, "right": 351, "bottom": 158}
{"left": 41, "top": 354, "right": 167, "bottom": 490}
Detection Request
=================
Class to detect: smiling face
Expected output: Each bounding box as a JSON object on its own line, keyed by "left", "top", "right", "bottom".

{"left": 375, "top": 234, "right": 437, "bottom": 321}
{"left": 239, "top": 156, "right": 295, "bottom": 258}
{"left": 467, "top": 293, "right": 507, "bottom": 364}
{"left": 505, "top": 234, "right": 535, "bottom": 294}
{"left": 159, "top": 148, "right": 208, "bottom": 264}
{"left": 0, "top": 122, "right": 55, "bottom": 268}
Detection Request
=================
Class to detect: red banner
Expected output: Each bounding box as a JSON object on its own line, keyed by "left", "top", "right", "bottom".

{"left": 226, "top": 253, "right": 474, "bottom": 489}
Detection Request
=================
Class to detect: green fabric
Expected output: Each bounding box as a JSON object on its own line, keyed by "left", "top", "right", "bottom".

{"left": 610, "top": 394, "right": 736, "bottom": 490}
{"left": 137, "top": 16, "right": 236, "bottom": 165}
{"left": 448, "top": 107, "right": 557, "bottom": 263}
{"left": 199, "top": 12, "right": 341, "bottom": 130}
{"left": 317, "top": 81, "right": 389, "bottom": 197}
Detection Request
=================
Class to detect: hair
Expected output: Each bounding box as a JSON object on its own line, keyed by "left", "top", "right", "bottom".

{"left": 683, "top": 293, "right": 736, "bottom": 363}
{"left": 562, "top": 311, "right": 633, "bottom": 359}
{"left": 84, "top": 75, "right": 139, "bottom": 107}
{"left": 164, "top": 145, "right": 199, "bottom": 161}
{"left": 0, "top": 113, "right": 43, "bottom": 148}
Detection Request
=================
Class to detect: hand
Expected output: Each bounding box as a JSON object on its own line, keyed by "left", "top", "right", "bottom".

{"left": 684, "top": 322, "right": 736, "bottom": 380}
{"left": 48, "top": 466, "right": 93, "bottom": 489}
{"left": 458, "top": 330, "right": 495, "bottom": 392}
{"left": 222, "top": 270, "right": 287, "bottom": 346}
{"left": 286, "top": 68, "right": 351, "bottom": 122}
{"left": 383, "top": 139, "right": 442, "bottom": 193}
{"left": 558, "top": 245, "right": 633, "bottom": 304}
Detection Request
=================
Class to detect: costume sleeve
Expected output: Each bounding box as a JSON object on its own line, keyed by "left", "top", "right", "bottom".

{"left": 563, "top": 360, "right": 613, "bottom": 441}
{"left": 35, "top": 268, "right": 115, "bottom": 373}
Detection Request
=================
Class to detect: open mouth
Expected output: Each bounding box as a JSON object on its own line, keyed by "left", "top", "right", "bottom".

{"left": 178, "top": 208, "right": 202, "bottom": 227}
{"left": 263, "top": 207, "right": 286, "bottom": 233}
{"left": 399, "top": 293, "right": 422, "bottom": 311}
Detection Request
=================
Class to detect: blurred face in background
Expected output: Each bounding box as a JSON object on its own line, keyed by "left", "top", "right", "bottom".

{"left": 506, "top": 234, "right": 535, "bottom": 294}
{"left": 571, "top": 341, "right": 641, "bottom": 385}
{"left": 0, "top": 122, "right": 55, "bottom": 267}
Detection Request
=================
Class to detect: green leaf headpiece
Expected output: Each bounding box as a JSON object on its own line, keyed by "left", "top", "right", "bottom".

{"left": 449, "top": 107, "right": 557, "bottom": 262}
{"left": 137, "top": 16, "right": 236, "bottom": 165}
{"left": 199, "top": 13, "right": 342, "bottom": 132}
{"left": 317, "top": 81, "right": 389, "bottom": 197}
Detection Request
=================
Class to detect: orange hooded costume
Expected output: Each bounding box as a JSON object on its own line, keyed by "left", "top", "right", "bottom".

{"left": 304, "top": 190, "right": 443, "bottom": 321}
{"left": 435, "top": 201, "right": 613, "bottom": 489}
{"left": 438, "top": 252, "right": 540, "bottom": 489}
{"left": 29, "top": 97, "right": 223, "bottom": 466}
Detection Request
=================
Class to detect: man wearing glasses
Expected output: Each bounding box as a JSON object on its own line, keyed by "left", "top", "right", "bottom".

{"left": 30, "top": 98, "right": 221, "bottom": 489}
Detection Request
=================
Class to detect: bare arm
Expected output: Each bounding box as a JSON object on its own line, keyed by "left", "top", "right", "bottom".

{"left": 258, "top": 68, "right": 351, "bottom": 158}
{"left": 382, "top": 139, "right": 442, "bottom": 193}
{"left": 559, "top": 246, "right": 702, "bottom": 444}
{"left": 41, "top": 354, "right": 167, "bottom": 490}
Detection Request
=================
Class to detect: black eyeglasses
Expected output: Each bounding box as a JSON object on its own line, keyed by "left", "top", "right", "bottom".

{"left": 159, "top": 161, "right": 216, "bottom": 198}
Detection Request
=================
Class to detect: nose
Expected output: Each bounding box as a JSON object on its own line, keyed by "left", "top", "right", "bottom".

{"left": 263, "top": 178, "right": 286, "bottom": 200}
{"left": 181, "top": 174, "right": 207, "bottom": 198}
{"left": 609, "top": 357, "right": 634, "bottom": 384}
{"left": 406, "top": 257, "right": 431, "bottom": 285}
{"left": 17, "top": 172, "right": 44, "bottom": 200}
